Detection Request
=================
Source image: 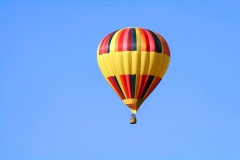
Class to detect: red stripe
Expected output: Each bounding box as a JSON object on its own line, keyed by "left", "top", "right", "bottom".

{"left": 108, "top": 77, "right": 125, "bottom": 100}
{"left": 144, "top": 29, "right": 155, "bottom": 52}
{"left": 139, "top": 28, "right": 150, "bottom": 52}
{"left": 122, "top": 28, "right": 130, "bottom": 51}
{"left": 99, "top": 32, "right": 114, "bottom": 55}
{"left": 120, "top": 75, "right": 131, "bottom": 98}
{"left": 99, "top": 36, "right": 108, "bottom": 55}
{"left": 156, "top": 33, "right": 170, "bottom": 56}
{"left": 143, "top": 77, "right": 161, "bottom": 100}
{"left": 125, "top": 75, "right": 132, "bottom": 98}
{"left": 118, "top": 29, "right": 127, "bottom": 51}
{"left": 114, "top": 29, "right": 122, "bottom": 52}
{"left": 127, "top": 28, "right": 132, "bottom": 51}
{"left": 136, "top": 75, "right": 149, "bottom": 99}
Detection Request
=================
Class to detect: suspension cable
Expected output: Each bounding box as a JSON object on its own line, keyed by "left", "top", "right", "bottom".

{"left": 137, "top": 89, "right": 156, "bottom": 114}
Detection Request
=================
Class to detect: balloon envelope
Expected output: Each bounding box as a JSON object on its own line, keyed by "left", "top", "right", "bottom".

{"left": 97, "top": 27, "right": 170, "bottom": 114}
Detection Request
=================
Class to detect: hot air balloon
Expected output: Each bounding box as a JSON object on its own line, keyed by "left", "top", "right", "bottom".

{"left": 97, "top": 27, "right": 170, "bottom": 124}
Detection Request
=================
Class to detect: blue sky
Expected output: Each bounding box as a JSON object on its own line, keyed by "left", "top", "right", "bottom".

{"left": 0, "top": 0, "right": 240, "bottom": 160}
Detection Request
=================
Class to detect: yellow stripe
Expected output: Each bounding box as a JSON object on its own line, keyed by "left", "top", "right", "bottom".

{"left": 155, "top": 32, "right": 170, "bottom": 78}
{"left": 101, "top": 54, "right": 114, "bottom": 75}
{"left": 109, "top": 30, "right": 121, "bottom": 53}
{"left": 134, "top": 28, "right": 141, "bottom": 98}
{"left": 108, "top": 29, "right": 128, "bottom": 98}
{"left": 151, "top": 53, "right": 163, "bottom": 75}
{"left": 139, "top": 51, "right": 149, "bottom": 74}
{"left": 108, "top": 30, "right": 126, "bottom": 97}
{"left": 97, "top": 55, "right": 109, "bottom": 77}
{"left": 158, "top": 54, "right": 170, "bottom": 78}
{"left": 123, "top": 51, "right": 132, "bottom": 74}
{"left": 97, "top": 56, "right": 121, "bottom": 98}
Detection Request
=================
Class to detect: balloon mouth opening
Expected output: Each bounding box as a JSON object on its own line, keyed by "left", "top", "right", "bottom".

{"left": 122, "top": 99, "right": 144, "bottom": 114}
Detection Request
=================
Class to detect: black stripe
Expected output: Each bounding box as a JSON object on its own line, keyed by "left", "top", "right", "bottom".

{"left": 107, "top": 30, "right": 119, "bottom": 53}
{"left": 113, "top": 76, "right": 126, "bottom": 99}
{"left": 131, "top": 74, "right": 136, "bottom": 98}
{"left": 131, "top": 28, "right": 137, "bottom": 51}
{"left": 140, "top": 76, "right": 155, "bottom": 99}
{"left": 147, "top": 30, "right": 162, "bottom": 53}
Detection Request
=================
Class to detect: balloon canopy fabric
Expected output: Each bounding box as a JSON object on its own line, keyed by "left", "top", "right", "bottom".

{"left": 97, "top": 27, "right": 170, "bottom": 114}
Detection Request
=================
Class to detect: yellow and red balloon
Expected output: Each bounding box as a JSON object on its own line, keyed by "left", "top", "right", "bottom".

{"left": 97, "top": 27, "right": 170, "bottom": 114}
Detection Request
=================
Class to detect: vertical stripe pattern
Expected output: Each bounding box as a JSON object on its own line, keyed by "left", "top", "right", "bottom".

{"left": 97, "top": 27, "right": 170, "bottom": 113}
{"left": 98, "top": 28, "right": 167, "bottom": 54}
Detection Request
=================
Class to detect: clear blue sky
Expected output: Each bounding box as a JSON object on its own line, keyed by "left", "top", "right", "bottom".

{"left": 0, "top": 0, "right": 240, "bottom": 160}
